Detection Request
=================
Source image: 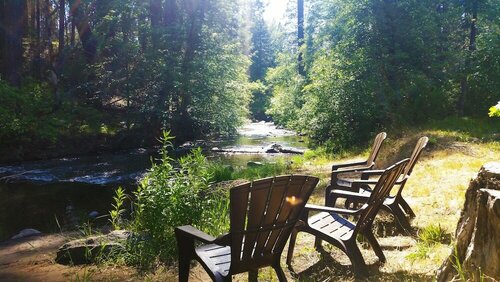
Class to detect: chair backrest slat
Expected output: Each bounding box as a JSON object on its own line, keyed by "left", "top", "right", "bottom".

{"left": 229, "top": 175, "right": 319, "bottom": 273}
{"left": 355, "top": 159, "right": 409, "bottom": 233}
{"left": 403, "top": 136, "right": 428, "bottom": 177}
{"left": 367, "top": 132, "right": 387, "bottom": 166}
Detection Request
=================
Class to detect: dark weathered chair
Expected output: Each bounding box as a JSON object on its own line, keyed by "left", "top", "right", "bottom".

{"left": 328, "top": 136, "right": 428, "bottom": 231}
{"left": 330, "top": 132, "right": 387, "bottom": 173}
{"left": 175, "top": 175, "right": 320, "bottom": 282}
{"left": 286, "top": 159, "right": 409, "bottom": 277}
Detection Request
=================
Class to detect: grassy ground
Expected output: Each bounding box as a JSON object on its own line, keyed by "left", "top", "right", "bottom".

{"left": 199, "top": 117, "right": 499, "bottom": 282}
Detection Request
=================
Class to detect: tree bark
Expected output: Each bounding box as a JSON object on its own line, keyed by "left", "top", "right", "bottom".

{"left": 45, "top": 0, "right": 53, "bottom": 60}
{"left": 58, "top": 0, "right": 64, "bottom": 54}
{"left": 1, "top": 0, "right": 26, "bottom": 86}
{"left": 173, "top": 0, "right": 206, "bottom": 141}
{"left": 150, "top": 0, "right": 162, "bottom": 49}
{"left": 68, "top": 0, "right": 96, "bottom": 62}
{"left": 297, "top": 0, "right": 305, "bottom": 76}
{"left": 457, "top": 0, "right": 478, "bottom": 115}
{"left": 0, "top": 1, "right": 4, "bottom": 77}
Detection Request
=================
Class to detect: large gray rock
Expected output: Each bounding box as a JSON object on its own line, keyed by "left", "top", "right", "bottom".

{"left": 437, "top": 162, "right": 500, "bottom": 281}
{"left": 55, "top": 230, "right": 131, "bottom": 265}
{"left": 11, "top": 228, "right": 42, "bottom": 240}
{"left": 264, "top": 143, "right": 283, "bottom": 153}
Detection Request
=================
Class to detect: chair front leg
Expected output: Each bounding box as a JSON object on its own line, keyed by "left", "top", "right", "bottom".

{"left": 363, "top": 229, "right": 386, "bottom": 263}
{"left": 286, "top": 228, "right": 299, "bottom": 267}
{"left": 248, "top": 270, "right": 258, "bottom": 282}
{"left": 175, "top": 229, "right": 196, "bottom": 282}
{"left": 273, "top": 262, "right": 288, "bottom": 282}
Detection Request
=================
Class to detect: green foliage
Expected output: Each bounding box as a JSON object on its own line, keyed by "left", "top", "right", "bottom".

{"left": 131, "top": 132, "right": 229, "bottom": 264}
{"left": 417, "top": 224, "right": 449, "bottom": 245}
{"left": 407, "top": 224, "right": 450, "bottom": 261}
{"left": 267, "top": 0, "right": 500, "bottom": 149}
{"left": 110, "top": 186, "right": 128, "bottom": 230}
{"left": 0, "top": 79, "right": 109, "bottom": 160}
{"left": 489, "top": 102, "right": 500, "bottom": 117}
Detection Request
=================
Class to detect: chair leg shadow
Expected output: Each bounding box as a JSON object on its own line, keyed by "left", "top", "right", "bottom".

{"left": 288, "top": 247, "right": 382, "bottom": 281}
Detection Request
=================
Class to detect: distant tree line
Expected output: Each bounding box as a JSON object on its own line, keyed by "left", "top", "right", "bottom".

{"left": 268, "top": 0, "right": 500, "bottom": 149}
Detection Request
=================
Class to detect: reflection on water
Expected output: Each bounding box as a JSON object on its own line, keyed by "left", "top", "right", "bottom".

{"left": 0, "top": 122, "right": 306, "bottom": 241}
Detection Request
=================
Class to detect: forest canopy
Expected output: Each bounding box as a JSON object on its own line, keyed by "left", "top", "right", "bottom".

{"left": 0, "top": 0, "right": 498, "bottom": 161}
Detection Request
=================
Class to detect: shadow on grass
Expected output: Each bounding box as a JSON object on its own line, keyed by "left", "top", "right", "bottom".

{"left": 290, "top": 247, "right": 434, "bottom": 281}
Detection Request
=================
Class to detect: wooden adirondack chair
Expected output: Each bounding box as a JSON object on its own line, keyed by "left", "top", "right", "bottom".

{"left": 286, "top": 159, "right": 409, "bottom": 277}
{"left": 327, "top": 136, "right": 428, "bottom": 231}
{"left": 175, "top": 175, "right": 320, "bottom": 282}
{"left": 330, "top": 132, "right": 387, "bottom": 172}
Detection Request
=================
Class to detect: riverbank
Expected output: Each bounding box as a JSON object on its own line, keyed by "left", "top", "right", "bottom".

{"left": 1, "top": 119, "right": 498, "bottom": 281}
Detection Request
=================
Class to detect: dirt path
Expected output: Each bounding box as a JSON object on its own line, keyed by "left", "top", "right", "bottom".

{"left": 0, "top": 233, "right": 140, "bottom": 282}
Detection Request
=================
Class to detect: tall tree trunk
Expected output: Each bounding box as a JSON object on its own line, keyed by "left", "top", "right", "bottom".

{"left": 297, "top": 0, "right": 305, "bottom": 76}
{"left": 2, "top": 0, "right": 26, "bottom": 86}
{"left": 68, "top": 0, "right": 96, "bottom": 62}
{"left": 58, "top": 0, "right": 64, "bottom": 54}
{"left": 70, "top": 13, "right": 75, "bottom": 46}
{"left": 173, "top": 0, "right": 206, "bottom": 140}
{"left": 34, "top": 0, "right": 41, "bottom": 78}
{"left": 458, "top": 0, "right": 478, "bottom": 115}
{"left": 0, "top": 1, "right": 4, "bottom": 77}
{"left": 150, "top": 0, "right": 162, "bottom": 49}
{"left": 45, "top": 0, "right": 53, "bottom": 60}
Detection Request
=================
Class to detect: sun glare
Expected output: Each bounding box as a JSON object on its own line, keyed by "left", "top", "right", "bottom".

{"left": 263, "top": 0, "right": 290, "bottom": 24}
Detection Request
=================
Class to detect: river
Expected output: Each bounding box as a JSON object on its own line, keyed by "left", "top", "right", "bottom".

{"left": 0, "top": 122, "right": 306, "bottom": 241}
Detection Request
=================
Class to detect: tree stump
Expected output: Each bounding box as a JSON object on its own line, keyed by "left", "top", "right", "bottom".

{"left": 437, "top": 162, "right": 500, "bottom": 281}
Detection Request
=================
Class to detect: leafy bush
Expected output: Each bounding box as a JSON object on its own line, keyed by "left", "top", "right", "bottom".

{"left": 132, "top": 132, "right": 229, "bottom": 264}
{"left": 489, "top": 102, "right": 500, "bottom": 118}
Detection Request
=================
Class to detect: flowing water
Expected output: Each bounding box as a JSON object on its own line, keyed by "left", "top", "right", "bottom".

{"left": 0, "top": 122, "right": 306, "bottom": 241}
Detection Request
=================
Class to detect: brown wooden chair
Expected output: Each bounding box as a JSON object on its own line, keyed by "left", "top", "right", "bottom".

{"left": 286, "top": 159, "right": 409, "bottom": 277}
{"left": 327, "top": 136, "right": 428, "bottom": 231}
{"left": 175, "top": 175, "right": 320, "bottom": 282}
{"left": 330, "top": 132, "right": 387, "bottom": 173}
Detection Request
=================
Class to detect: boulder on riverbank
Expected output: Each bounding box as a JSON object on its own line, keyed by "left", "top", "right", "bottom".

{"left": 55, "top": 230, "right": 132, "bottom": 265}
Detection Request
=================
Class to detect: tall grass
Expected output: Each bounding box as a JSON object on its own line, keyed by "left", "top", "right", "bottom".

{"left": 207, "top": 158, "right": 291, "bottom": 182}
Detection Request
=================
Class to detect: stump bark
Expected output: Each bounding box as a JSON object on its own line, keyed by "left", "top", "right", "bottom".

{"left": 437, "top": 162, "right": 500, "bottom": 281}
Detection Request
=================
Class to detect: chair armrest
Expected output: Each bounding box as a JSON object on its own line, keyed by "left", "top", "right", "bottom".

{"left": 175, "top": 225, "right": 216, "bottom": 244}
{"left": 332, "top": 166, "right": 373, "bottom": 175}
{"left": 360, "top": 170, "right": 385, "bottom": 178}
{"left": 332, "top": 161, "right": 368, "bottom": 171}
{"left": 305, "top": 204, "right": 361, "bottom": 215}
{"left": 329, "top": 189, "right": 371, "bottom": 202}
{"left": 350, "top": 179, "right": 379, "bottom": 185}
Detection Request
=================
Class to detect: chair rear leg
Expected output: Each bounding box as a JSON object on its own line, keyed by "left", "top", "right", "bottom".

{"left": 399, "top": 198, "right": 416, "bottom": 218}
{"left": 363, "top": 230, "right": 385, "bottom": 263}
{"left": 273, "top": 263, "right": 288, "bottom": 282}
{"left": 388, "top": 204, "right": 412, "bottom": 232}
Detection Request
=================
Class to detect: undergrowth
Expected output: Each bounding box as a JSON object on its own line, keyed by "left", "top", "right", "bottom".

{"left": 125, "top": 132, "right": 231, "bottom": 267}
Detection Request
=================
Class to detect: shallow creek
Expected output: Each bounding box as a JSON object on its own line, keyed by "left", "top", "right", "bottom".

{"left": 0, "top": 122, "right": 306, "bottom": 241}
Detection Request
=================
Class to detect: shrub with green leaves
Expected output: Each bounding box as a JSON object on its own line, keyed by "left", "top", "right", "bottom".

{"left": 132, "top": 132, "right": 229, "bottom": 264}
